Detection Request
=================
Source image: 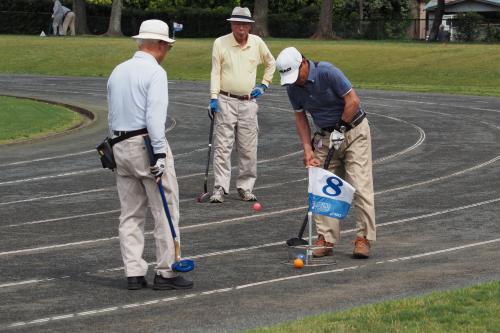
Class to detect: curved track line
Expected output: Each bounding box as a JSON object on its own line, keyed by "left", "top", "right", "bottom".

{"left": 371, "top": 112, "right": 426, "bottom": 164}
{"left": 0, "top": 118, "right": 177, "bottom": 168}
{"left": 2, "top": 196, "right": 500, "bottom": 288}
{"left": 363, "top": 96, "right": 500, "bottom": 114}
{"left": 4, "top": 238, "right": 500, "bottom": 329}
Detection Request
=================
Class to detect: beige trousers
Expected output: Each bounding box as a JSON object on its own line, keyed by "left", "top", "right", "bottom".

{"left": 113, "top": 135, "right": 179, "bottom": 278}
{"left": 212, "top": 94, "right": 259, "bottom": 193}
{"left": 313, "top": 118, "right": 376, "bottom": 244}
{"left": 61, "top": 12, "right": 75, "bottom": 36}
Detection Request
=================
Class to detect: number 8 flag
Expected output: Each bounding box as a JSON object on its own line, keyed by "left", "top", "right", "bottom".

{"left": 308, "top": 167, "right": 355, "bottom": 219}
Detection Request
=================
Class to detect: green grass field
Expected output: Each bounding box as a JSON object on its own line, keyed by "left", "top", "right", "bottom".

{"left": 244, "top": 280, "right": 500, "bottom": 333}
{"left": 0, "top": 35, "right": 499, "bottom": 96}
{"left": 0, "top": 96, "right": 82, "bottom": 144}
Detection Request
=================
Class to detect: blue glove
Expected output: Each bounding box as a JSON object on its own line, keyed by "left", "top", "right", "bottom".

{"left": 209, "top": 98, "right": 219, "bottom": 113}
{"left": 250, "top": 84, "right": 267, "bottom": 99}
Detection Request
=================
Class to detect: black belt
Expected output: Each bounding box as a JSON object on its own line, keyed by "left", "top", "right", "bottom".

{"left": 321, "top": 109, "right": 366, "bottom": 134}
{"left": 219, "top": 90, "right": 251, "bottom": 101}
{"left": 110, "top": 128, "right": 148, "bottom": 146}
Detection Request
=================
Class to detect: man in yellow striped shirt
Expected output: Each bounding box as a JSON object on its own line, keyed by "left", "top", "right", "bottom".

{"left": 209, "top": 6, "right": 276, "bottom": 203}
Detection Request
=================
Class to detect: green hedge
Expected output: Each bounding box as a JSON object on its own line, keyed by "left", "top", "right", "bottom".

{"left": 0, "top": 0, "right": 413, "bottom": 39}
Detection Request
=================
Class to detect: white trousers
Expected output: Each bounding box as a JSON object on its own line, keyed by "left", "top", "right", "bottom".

{"left": 212, "top": 94, "right": 259, "bottom": 193}
{"left": 113, "top": 135, "right": 179, "bottom": 278}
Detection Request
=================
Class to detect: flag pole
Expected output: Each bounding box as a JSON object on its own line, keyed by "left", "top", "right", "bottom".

{"left": 307, "top": 211, "right": 312, "bottom": 265}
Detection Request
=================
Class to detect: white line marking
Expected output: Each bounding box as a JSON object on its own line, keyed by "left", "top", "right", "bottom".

{"left": 4, "top": 209, "right": 121, "bottom": 227}
{"left": 377, "top": 155, "right": 500, "bottom": 194}
{"left": 0, "top": 149, "right": 302, "bottom": 186}
{"left": 370, "top": 112, "right": 426, "bottom": 164}
{"left": 0, "top": 169, "right": 103, "bottom": 186}
{"left": 2, "top": 178, "right": 302, "bottom": 227}
{"left": 364, "top": 96, "right": 500, "bottom": 113}
{"left": 4, "top": 196, "right": 499, "bottom": 287}
{"left": 0, "top": 150, "right": 95, "bottom": 168}
{"left": 5, "top": 237, "right": 500, "bottom": 329}
{"left": 0, "top": 188, "right": 113, "bottom": 206}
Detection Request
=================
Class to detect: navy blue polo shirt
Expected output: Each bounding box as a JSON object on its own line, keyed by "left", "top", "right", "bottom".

{"left": 286, "top": 60, "right": 354, "bottom": 129}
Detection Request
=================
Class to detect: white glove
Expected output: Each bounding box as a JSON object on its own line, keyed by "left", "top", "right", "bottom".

{"left": 150, "top": 157, "right": 166, "bottom": 178}
{"left": 329, "top": 130, "right": 345, "bottom": 150}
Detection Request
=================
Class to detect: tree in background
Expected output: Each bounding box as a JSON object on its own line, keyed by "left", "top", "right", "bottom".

{"left": 311, "top": 0, "right": 334, "bottom": 39}
{"left": 105, "top": 0, "right": 123, "bottom": 36}
{"left": 428, "top": 0, "right": 445, "bottom": 41}
{"left": 253, "top": 0, "right": 269, "bottom": 37}
{"left": 73, "top": 0, "right": 90, "bottom": 34}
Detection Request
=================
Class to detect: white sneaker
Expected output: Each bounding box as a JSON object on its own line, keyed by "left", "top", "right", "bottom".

{"left": 210, "top": 186, "right": 225, "bottom": 203}
{"left": 237, "top": 188, "right": 257, "bottom": 201}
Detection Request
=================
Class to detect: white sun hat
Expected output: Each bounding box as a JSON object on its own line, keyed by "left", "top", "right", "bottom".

{"left": 227, "top": 7, "right": 254, "bottom": 23}
{"left": 276, "top": 47, "right": 303, "bottom": 85}
{"left": 132, "top": 19, "right": 175, "bottom": 43}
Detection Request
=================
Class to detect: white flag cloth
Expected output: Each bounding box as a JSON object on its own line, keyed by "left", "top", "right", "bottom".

{"left": 173, "top": 22, "right": 183, "bottom": 32}
{"left": 308, "top": 167, "right": 355, "bottom": 219}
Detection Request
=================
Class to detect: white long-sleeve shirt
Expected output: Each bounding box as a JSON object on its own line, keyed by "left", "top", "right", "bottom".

{"left": 107, "top": 51, "right": 169, "bottom": 155}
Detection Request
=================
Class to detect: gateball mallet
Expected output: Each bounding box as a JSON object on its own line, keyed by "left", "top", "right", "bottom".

{"left": 144, "top": 136, "right": 195, "bottom": 272}
{"left": 197, "top": 108, "right": 215, "bottom": 202}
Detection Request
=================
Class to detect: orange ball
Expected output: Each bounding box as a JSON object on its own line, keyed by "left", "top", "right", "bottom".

{"left": 294, "top": 258, "right": 304, "bottom": 269}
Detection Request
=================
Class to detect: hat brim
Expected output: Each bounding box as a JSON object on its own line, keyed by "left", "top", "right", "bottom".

{"left": 132, "top": 32, "right": 175, "bottom": 44}
{"left": 227, "top": 18, "right": 254, "bottom": 23}
{"left": 279, "top": 68, "right": 299, "bottom": 86}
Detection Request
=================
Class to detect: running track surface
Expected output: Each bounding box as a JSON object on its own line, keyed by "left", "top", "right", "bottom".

{"left": 1, "top": 75, "right": 500, "bottom": 332}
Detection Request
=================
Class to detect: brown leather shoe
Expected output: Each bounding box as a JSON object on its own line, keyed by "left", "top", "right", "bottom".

{"left": 352, "top": 236, "right": 370, "bottom": 259}
{"left": 312, "top": 234, "right": 334, "bottom": 257}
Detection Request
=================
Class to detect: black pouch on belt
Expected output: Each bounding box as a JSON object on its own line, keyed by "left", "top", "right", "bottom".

{"left": 96, "top": 137, "right": 116, "bottom": 170}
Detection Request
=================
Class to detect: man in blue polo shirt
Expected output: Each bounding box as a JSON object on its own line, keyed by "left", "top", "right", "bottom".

{"left": 276, "top": 47, "right": 376, "bottom": 259}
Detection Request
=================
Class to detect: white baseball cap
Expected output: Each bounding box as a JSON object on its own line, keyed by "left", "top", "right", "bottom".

{"left": 132, "top": 19, "right": 175, "bottom": 44}
{"left": 276, "top": 47, "right": 303, "bottom": 85}
{"left": 227, "top": 7, "right": 254, "bottom": 23}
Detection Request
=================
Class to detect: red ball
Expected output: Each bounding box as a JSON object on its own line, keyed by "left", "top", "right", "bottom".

{"left": 253, "top": 202, "right": 262, "bottom": 212}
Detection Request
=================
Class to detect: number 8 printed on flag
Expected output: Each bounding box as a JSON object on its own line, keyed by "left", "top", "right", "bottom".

{"left": 308, "top": 167, "right": 356, "bottom": 219}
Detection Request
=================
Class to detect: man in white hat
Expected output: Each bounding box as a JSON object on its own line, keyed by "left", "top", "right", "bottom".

{"left": 275, "top": 47, "right": 376, "bottom": 259}
{"left": 208, "top": 6, "right": 276, "bottom": 203}
{"left": 107, "top": 19, "right": 193, "bottom": 290}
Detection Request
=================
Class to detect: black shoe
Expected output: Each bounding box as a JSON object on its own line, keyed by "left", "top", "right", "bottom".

{"left": 153, "top": 274, "right": 193, "bottom": 290}
{"left": 127, "top": 276, "right": 148, "bottom": 290}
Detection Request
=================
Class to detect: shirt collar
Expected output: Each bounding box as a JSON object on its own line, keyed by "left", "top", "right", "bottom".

{"left": 230, "top": 33, "right": 253, "bottom": 49}
{"left": 306, "top": 60, "right": 317, "bottom": 83}
{"left": 133, "top": 51, "right": 158, "bottom": 64}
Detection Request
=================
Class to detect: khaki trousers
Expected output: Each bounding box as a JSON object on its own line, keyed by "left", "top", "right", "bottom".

{"left": 113, "top": 135, "right": 179, "bottom": 278}
{"left": 61, "top": 12, "right": 75, "bottom": 36}
{"left": 212, "top": 94, "right": 259, "bottom": 193}
{"left": 313, "top": 118, "right": 376, "bottom": 244}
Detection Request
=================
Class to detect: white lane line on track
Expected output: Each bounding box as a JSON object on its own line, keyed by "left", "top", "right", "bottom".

{"left": 1, "top": 177, "right": 306, "bottom": 227}
{"left": 0, "top": 169, "right": 102, "bottom": 186}
{"left": 88, "top": 196, "right": 500, "bottom": 275}
{"left": 0, "top": 148, "right": 303, "bottom": 186}
{"left": 0, "top": 188, "right": 113, "bottom": 206}
{"left": 377, "top": 155, "right": 500, "bottom": 195}
{"left": 0, "top": 150, "right": 95, "bottom": 168}
{"left": 0, "top": 107, "right": 423, "bottom": 200}
{"left": 3, "top": 146, "right": 498, "bottom": 224}
{"left": 369, "top": 112, "right": 426, "bottom": 164}
{"left": 363, "top": 96, "right": 500, "bottom": 113}
{"left": 0, "top": 96, "right": 433, "bottom": 188}
{"left": 2, "top": 196, "right": 499, "bottom": 281}
{"left": 2, "top": 156, "right": 499, "bottom": 255}
{"left": 5, "top": 237, "right": 500, "bottom": 329}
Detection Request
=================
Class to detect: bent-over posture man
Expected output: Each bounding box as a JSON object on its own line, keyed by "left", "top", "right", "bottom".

{"left": 276, "top": 47, "right": 376, "bottom": 258}
{"left": 107, "top": 20, "right": 192, "bottom": 290}
{"left": 209, "top": 6, "right": 276, "bottom": 203}
{"left": 52, "top": 0, "right": 75, "bottom": 36}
